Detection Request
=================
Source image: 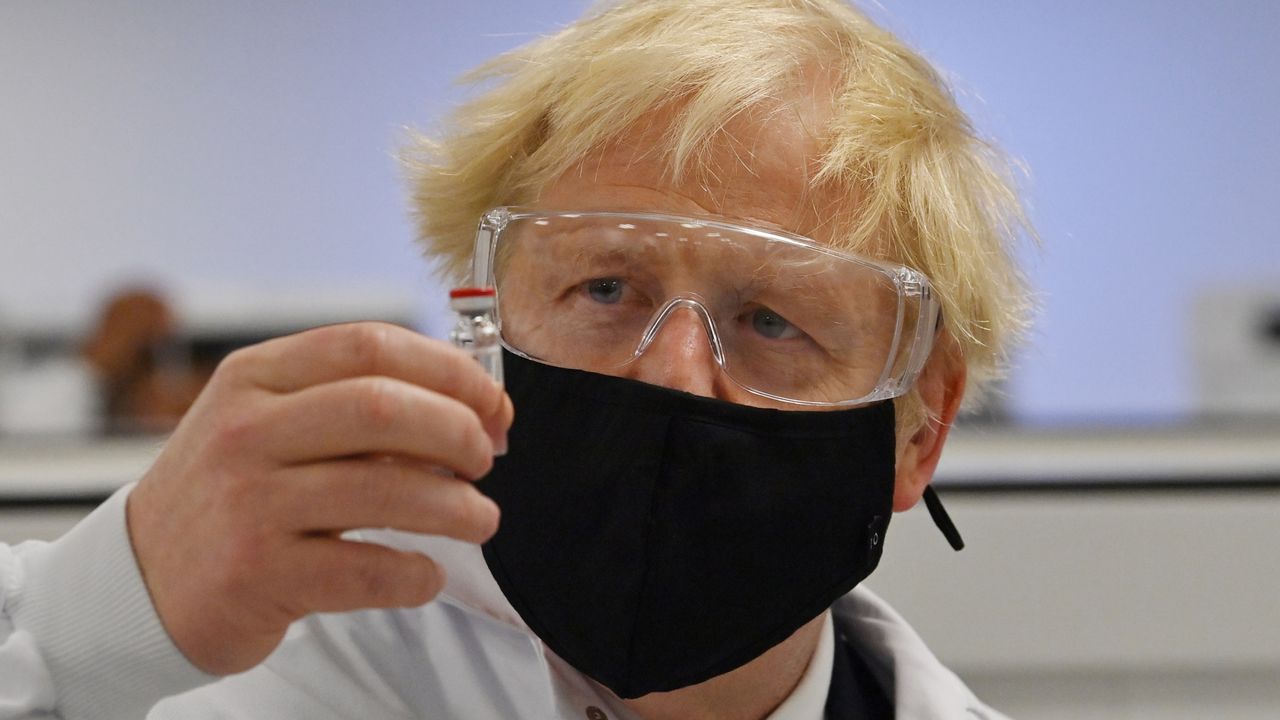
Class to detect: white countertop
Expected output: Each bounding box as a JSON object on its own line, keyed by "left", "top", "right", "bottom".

{"left": 934, "top": 420, "right": 1280, "bottom": 485}
{"left": 2, "top": 420, "right": 1278, "bottom": 500}
{"left": 0, "top": 436, "right": 165, "bottom": 500}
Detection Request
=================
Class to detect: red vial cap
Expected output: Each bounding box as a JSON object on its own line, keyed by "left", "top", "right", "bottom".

{"left": 449, "top": 287, "right": 496, "bottom": 298}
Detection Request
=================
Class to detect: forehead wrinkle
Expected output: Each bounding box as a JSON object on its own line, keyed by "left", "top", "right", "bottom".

{"left": 535, "top": 72, "right": 880, "bottom": 257}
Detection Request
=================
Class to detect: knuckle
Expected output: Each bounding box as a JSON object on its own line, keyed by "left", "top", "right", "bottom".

{"left": 213, "top": 469, "right": 255, "bottom": 510}
{"left": 210, "top": 408, "right": 260, "bottom": 454}
{"left": 372, "top": 464, "right": 417, "bottom": 513}
{"left": 356, "top": 377, "right": 402, "bottom": 431}
{"left": 430, "top": 342, "right": 501, "bottom": 419}
{"left": 221, "top": 345, "right": 255, "bottom": 372}
{"left": 213, "top": 346, "right": 256, "bottom": 385}
{"left": 344, "top": 322, "right": 396, "bottom": 375}
{"left": 463, "top": 359, "right": 503, "bottom": 418}
{"left": 353, "top": 555, "right": 394, "bottom": 602}
{"left": 435, "top": 485, "right": 473, "bottom": 531}
{"left": 432, "top": 346, "right": 468, "bottom": 395}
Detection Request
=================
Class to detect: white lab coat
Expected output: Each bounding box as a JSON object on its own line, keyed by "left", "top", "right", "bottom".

{"left": 1, "top": 487, "right": 1007, "bottom": 720}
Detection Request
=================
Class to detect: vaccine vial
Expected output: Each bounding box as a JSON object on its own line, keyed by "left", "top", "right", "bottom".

{"left": 448, "top": 287, "right": 504, "bottom": 389}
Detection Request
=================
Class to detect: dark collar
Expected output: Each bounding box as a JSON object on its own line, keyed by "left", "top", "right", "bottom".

{"left": 824, "top": 624, "right": 894, "bottom": 720}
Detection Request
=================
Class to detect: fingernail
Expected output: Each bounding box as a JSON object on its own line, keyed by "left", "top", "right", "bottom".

{"left": 494, "top": 432, "right": 508, "bottom": 457}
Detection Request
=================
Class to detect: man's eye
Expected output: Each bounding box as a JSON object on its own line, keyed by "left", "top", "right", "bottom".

{"left": 586, "top": 278, "right": 625, "bottom": 304}
{"left": 750, "top": 307, "right": 802, "bottom": 340}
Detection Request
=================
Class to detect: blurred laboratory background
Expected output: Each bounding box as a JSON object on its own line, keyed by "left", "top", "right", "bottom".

{"left": 1, "top": 2, "right": 1277, "bottom": 718}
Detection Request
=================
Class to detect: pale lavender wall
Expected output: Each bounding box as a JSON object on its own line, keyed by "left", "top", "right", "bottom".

{"left": 2, "top": 1, "right": 1276, "bottom": 422}
{"left": 873, "top": 1, "right": 1280, "bottom": 422}
{"left": 0, "top": 1, "right": 584, "bottom": 338}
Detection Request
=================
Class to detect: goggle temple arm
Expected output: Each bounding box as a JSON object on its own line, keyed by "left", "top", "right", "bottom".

{"left": 893, "top": 272, "right": 942, "bottom": 395}
{"left": 471, "top": 221, "right": 499, "bottom": 287}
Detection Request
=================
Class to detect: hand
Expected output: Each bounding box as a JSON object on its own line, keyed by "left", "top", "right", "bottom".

{"left": 125, "top": 322, "right": 513, "bottom": 675}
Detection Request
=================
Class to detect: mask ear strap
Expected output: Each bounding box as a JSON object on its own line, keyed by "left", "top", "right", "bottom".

{"left": 923, "top": 485, "right": 965, "bottom": 551}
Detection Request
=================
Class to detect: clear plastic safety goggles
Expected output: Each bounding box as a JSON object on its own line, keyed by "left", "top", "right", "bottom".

{"left": 469, "top": 208, "right": 941, "bottom": 407}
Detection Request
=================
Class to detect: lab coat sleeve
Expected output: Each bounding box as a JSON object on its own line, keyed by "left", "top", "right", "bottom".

{"left": 0, "top": 485, "right": 214, "bottom": 719}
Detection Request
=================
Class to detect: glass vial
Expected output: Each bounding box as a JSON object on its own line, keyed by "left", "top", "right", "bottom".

{"left": 448, "top": 287, "right": 503, "bottom": 388}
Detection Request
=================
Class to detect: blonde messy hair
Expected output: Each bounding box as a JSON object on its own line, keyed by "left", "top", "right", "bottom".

{"left": 404, "top": 0, "right": 1033, "bottom": 422}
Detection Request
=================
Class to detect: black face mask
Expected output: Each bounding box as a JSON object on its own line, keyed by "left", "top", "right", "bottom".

{"left": 475, "top": 350, "right": 911, "bottom": 699}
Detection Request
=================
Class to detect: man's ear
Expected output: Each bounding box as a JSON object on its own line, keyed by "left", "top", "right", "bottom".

{"left": 893, "top": 336, "right": 966, "bottom": 512}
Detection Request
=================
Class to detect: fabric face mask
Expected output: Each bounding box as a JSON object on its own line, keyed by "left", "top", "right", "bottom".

{"left": 475, "top": 350, "right": 897, "bottom": 699}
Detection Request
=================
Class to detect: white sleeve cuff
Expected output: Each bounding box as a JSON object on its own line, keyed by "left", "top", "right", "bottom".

{"left": 7, "top": 484, "right": 215, "bottom": 719}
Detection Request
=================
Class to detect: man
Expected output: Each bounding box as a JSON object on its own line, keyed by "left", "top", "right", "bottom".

{"left": 0, "top": 1, "right": 1030, "bottom": 717}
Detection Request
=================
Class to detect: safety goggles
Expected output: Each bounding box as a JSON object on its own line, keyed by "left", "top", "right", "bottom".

{"left": 469, "top": 208, "right": 941, "bottom": 407}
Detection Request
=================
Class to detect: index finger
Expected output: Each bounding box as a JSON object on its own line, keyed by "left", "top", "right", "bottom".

{"left": 232, "top": 322, "right": 506, "bottom": 422}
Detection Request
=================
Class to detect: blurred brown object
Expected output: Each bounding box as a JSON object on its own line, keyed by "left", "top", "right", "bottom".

{"left": 81, "top": 288, "right": 209, "bottom": 433}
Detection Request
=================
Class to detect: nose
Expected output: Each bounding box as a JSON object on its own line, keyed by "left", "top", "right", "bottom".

{"left": 625, "top": 302, "right": 726, "bottom": 400}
